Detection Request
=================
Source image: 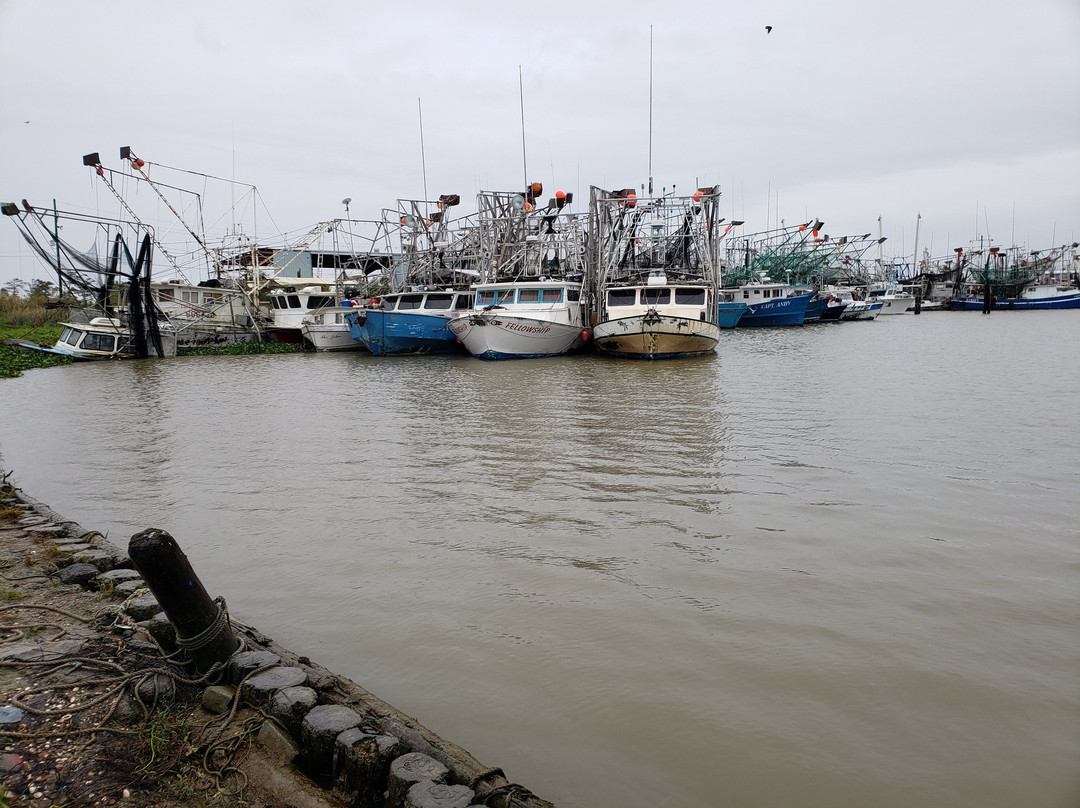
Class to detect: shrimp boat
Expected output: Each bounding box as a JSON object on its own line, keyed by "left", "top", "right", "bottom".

{"left": 43, "top": 316, "right": 177, "bottom": 360}
{"left": 149, "top": 280, "right": 260, "bottom": 346}
{"left": 945, "top": 243, "right": 1080, "bottom": 310}
{"left": 346, "top": 195, "right": 480, "bottom": 355}
{"left": 448, "top": 186, "right": 589, "bottom": 359}
{"left": 1, "top": 201, "right": 178, "bottom": 359}
{"left": 589, "top": 185, "right": 742, "bottom": 358}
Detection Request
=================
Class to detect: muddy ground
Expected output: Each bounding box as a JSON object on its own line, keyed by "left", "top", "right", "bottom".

{"left": 0, "top": 488, "right": 346, "bottom": 808}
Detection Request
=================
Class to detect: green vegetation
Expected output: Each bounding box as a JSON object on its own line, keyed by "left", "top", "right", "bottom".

{"left": 1, "top": 284, "right": 71, "bottom": 377}
{"left": 0, "top": 286, "right": 306, "bottom": 375}
{"left": 179, "top": 340, "right": 304, "bottom": 356}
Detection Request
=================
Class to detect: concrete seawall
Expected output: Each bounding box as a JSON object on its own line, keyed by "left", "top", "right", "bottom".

{"left": 0, "top": 473, "right": 556, "bottom": 808}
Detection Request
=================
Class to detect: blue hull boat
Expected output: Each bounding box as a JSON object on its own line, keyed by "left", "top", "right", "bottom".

{"left": 802, "top": 295, "right": 829, "bottom": 323}
{"left": 947, "top": 289, "right": 1080, "bottom": 310}
{"left": 735, "top": 291, "right": 814, "bottom": 327}
{"left": 716, "top": 301, "right": 748, "bottom": 328}
{"left": 345, "top": 290, "right": 471, "bottom": 355}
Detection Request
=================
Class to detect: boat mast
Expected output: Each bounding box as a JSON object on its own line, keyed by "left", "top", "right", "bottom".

{"left": 519, "top": 66, "right": 528, "bottom": 188}
{"left": 648, "top": 25, "right": 654, "bottom": 197}
{"left": 418, "top": 98, "right": 429, "bottom": 210}
{"left": 912, "top": 212, "right": 921, "bottom": 281}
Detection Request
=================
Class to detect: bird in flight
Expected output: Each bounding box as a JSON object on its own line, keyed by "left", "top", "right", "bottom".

{"left": 765, "top": 25, "right": 773, "bottom": 34}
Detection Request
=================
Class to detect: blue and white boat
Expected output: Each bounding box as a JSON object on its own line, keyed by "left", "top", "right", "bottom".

{"left": 345, "top": 289, "right": 472, "bottom": 355}
{"left": 726, "top": 283, "right": 814, "bottom": 327}
{"left": 947, "top": 284, "right": 1080, "bottom": 310}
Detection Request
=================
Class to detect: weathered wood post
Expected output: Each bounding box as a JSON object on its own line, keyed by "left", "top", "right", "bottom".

{"left": 128, "top": 528, "right": 239, "bottom": 673}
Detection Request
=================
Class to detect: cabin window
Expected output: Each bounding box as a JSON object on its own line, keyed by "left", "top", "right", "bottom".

{"left": 608, "top": 289, "right": 637, "bottom": 306}
{"left": 518, "top": 289, "right": 541, "bottom": 303}
{"left": 742, "top": 290, "right": 750, "bottom": 299}
{"left": 59, "top": 327, "right": 76, "bottom": 345}
{"left": 287, "top": 295, "right": 302, "bottom": 308}
{"left": 642, "top": 288, "right": 671, "bottom": 305}
{"left": 397, "top": 294, "right": 424, "bottom": 310}
{"left": 81, "top": 333, "right": 116, "bottom": 352}
{"left": 454, "top": 295, "right": 471, "bottom": 310}
{"left": 496, "top": 289, "right": 516, "bottom": 304}
{"left": 676, "top": 288, "right": 706, "bottom": 305}
{"left": 424, "top": 294, "right": 454, "bottom": 310}
{"left": 157, "top": 288, "right": 174, "bottom": 302}
{"left": 204, "top": 292, "right": 223, "bottom": 304}
{"left": 180, "top": 290, "right": 199, "bottom": 304}
{"left": 567, "top": 288, "right": 580, "bottom": 302}
{"left": 476, "top": 290, "right": 496, "bottom": 306}
{"left": 541, "top": 288, "right": 564, "bottom": 302}
{"left": 309, "top": 296, "right": 335, "bottom": 309}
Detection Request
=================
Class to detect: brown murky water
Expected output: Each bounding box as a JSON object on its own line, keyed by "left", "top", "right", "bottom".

{"left": 2, "top": 312, "right": 1078, "bottom": 808}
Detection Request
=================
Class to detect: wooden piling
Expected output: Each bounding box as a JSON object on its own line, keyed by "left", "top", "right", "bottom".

{"left": 128, "top": 528, "right": 239, "bottom": 673}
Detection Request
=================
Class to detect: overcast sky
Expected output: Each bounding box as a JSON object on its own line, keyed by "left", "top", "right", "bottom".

{"left": 2, "top": 0, "right": 1078, "bottom": 286}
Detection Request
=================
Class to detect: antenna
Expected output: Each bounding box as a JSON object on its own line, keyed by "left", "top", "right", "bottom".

{"left": 418, "top": 97, "right": 429, "bottom": 205}
{"left": 648, "top": 25, "right": 654, "bottom": 197}
{"left": 519, "top": 66, "right": 528, "bottom": 188}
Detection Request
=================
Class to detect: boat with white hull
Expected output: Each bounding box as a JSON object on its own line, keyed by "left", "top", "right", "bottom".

{"left": 13, "top": 316, "right": 178, "bottom": 360}
{"left": 448, "top": 280, "right": 585, "bottom": 360}
{"left": 593, "top": 276, "right": 719, "bottom": 359}
{"left": 301, "top": 303, "right": 368, "bottom": 351}
{"left": 866, "top": 283, "right": 915, "bottom": 314}
{"left": 589, "top": 185, "right": 741, "bottom": 359}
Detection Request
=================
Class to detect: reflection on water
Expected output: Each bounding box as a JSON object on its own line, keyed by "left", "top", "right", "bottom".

{"left": 1, "top": 313, "right": 1078, "bottom": 808}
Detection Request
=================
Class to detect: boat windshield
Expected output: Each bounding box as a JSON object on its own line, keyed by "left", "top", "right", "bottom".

{"left": 58, "top": 327, "right": 77, "bottom": 346}
{"left": 642, "top": 288, "right": 671, "bottom": 305}
{"left": 675, "top": 288, "right": 706, "bottom": 305}
{"left": 607, "top": 289, "right": 637, "bottom": 306}
{"left": 423, "top": 294, "right": 454, "bottom": 310}
{"left": 81, "top": 333, "right": 116, "bottom": 352}
{"left": 397, "top": 295, "right": 424, "bottom": 310}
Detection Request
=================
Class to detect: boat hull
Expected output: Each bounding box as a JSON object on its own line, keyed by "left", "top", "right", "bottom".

{"left": 873, "top": 295, "right": 916, "bottom": 314}
{"left": 449, "top": 313, "right": 583, "bottom": 359}
{"left": 736, "top": 292, "right": 814, "bottom": 327}
{"left": 593, "top": 314, "right": 720, "bottom": 359}
{"left": 346, "top": 309, "right": 464, "bottom": 355}
{"left": 802, "top": 295, "right": 829, "bottom": 323}
{"left": 840, "top": 301, "right": 883, "bottom": 320}
{"left": 301, "top": 323, "right": 365, "bottom": 352}
{"left": 947, "top": 291, "right": 1080, "bottom": 310}
{"left": 716, "top": 302, "right": 748, "bottom": 328}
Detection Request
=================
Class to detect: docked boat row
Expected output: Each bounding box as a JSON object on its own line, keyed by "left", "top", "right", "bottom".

{"left": 3, "top": 153, "right": 1077, "bottom": 362}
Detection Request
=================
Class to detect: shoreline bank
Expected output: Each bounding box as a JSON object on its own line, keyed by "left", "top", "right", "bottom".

{"left": 0, "top": 471, "right": 555, "bottom": 808}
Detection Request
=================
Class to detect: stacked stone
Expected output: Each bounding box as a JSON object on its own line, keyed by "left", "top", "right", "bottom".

{"left": 197, "top": 649, "right": 483, "bottom": 808}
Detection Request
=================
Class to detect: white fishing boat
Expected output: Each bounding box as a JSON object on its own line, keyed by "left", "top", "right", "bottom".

{"left": 866, "top": 282, "right": 915, "bottom": 314}
{"left": 13, "top": 316, "right": 178, "bottom": 360}
{"left": 448, "top": 279, "right": 586, "bottom": 359}
{"left": 149, "top": 280, "right": 260, "bottom": 346}
{"left": 300, "top": 302, "right": 368, "bottom": 352}
{"left": 266, "top": 285, "right": 340, "bottom": 344}
{"left": 589, "top": 186, "right": 741, "bottom": 358}
{"left": 822, "top": 287, "right": 883, "bottom": 321}
{"left": 447, "top": 186, "right": 588, "bottom": 359}
{"left": 593, "top": 275, "right": 720, "bottom": 358}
